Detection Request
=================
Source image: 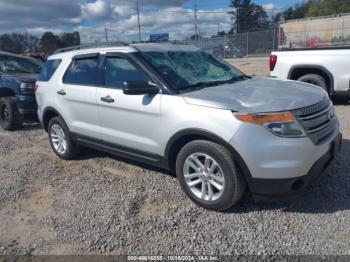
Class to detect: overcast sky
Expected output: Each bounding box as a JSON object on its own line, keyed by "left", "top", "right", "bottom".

{"left": 0, "top": 0, "right": 301, "bottom": 42}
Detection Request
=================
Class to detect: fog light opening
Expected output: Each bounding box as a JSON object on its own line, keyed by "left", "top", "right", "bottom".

{"left": 291, "top": 179, "right": 305, "bottom": 191}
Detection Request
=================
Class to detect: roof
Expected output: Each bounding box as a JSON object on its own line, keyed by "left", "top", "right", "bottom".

{"left": 48, "top": 43, "right": 199, "bottom": 60}
{"left": 131, "top": 43, "right": 199, "bottom": 52}
{"left": 0, "top": 50, "right": 42, "bottom": 64}
{"left": 0, "top": 50, "right": 26, "bottom": 58}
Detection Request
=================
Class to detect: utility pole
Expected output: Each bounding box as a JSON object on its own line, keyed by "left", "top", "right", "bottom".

{"left": 194, "top": 3, "right": 198, "bottom": 46}
{"left": 136, "top": 0, "right": 142, "bottom": 42}
{"left": 236, "top": 6, "right": 239, "bottom": 34}
{"left": 104, "top": 28, "right": 109, "bottom": 43}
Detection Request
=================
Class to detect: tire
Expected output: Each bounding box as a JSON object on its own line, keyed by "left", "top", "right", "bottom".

{"left": 0, "top": 97, "right": 23, "bottom": 131}
{"left": 176, "top": 140, "right": 246, "bottom": 211}
{"left": 48, "top": 116, "right": 79, "bottom": 160}
{"left": 297, "top": 74, "right": 328, "bottom": 93}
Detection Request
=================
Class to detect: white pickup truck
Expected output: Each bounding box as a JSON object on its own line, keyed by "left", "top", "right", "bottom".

{"left": 270, "top": 48, "right": 350, "bottom": 96}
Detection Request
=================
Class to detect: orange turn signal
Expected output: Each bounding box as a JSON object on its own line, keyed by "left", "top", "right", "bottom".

{"left": 235, "top": 112, "right": 295, "bottom": 125}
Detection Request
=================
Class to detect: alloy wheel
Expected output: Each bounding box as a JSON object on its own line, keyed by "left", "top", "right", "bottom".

{"left": 50, "top": 124, "right": 67, "bottom": 155}
{"left": 183, "top": 153, "right": 225, "bottom": 201}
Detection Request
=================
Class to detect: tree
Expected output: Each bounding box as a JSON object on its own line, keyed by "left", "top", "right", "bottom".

{"left": 229, "top": 0, "right": 269, "bottom": 34}
{"left": 276, "top": 1, "right": 312, "bottom": 21}
{"left": 217, "top": 31, "right": 226, "bottom": 36}
{"left": 0, "top": 31, "right": 80, "bottom": 55}
{"left": 60, "top": 31, "right": 80, "bottom": 48}
{"left": 40, "top": 31, "right": 81, "bottom": 54}
{"left": 190, "top": 34, "right": 201, "bottom": 41}
{"left": 40, "top": 32, "right": 61, "bottom": 53}
{"left": 0, "top": 33, "right": 40, "bottom": 54}
{"left": 24, "top": 33, "right": 40, "bottom": 52}
{"left": 306, "top": 0, "right": 350, "bottom": 17}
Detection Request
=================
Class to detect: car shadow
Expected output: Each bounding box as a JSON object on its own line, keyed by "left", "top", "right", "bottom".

{"left": 226, "top": 138, "right": 350, "bottom": 214}
{"left": 76, "top": 147, "right": 176, "bottom": 177}
{"left": 77, "top": 137, "right": 350, "bottom": 214}
{"left": 19, "top": 116, "right": 42, "bottom": 132}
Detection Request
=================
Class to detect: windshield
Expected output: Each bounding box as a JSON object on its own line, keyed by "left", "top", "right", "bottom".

{"left": 141, "top": 50, "right": 244, "bottom": 91}
{"left": 0, "top": 56, "right": 42, "bottom": 74}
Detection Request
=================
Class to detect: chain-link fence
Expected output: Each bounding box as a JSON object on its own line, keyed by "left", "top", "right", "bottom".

{"left": 75, "top": 11, "right": 350, "bottom": 60}
{"left": 179, "top": 27, "right": 350, "bottom": 58}
{"left": 79, "top": 25, "right": 350, "bottom": 60}
{"left": 180, "top": 28, "right": 279, "bottom": 59}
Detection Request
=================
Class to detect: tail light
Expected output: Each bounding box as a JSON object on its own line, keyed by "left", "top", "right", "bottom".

{"left": 269, "top": 55, "right": 277, "bottom": 71}
{"left": 34, "top": 84, "right": 39, "bottom": 92}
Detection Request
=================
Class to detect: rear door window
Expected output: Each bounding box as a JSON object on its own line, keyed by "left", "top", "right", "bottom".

{"left": 38, "top": 59, "right": 61, "bottom": 81}
{"left": 63, "top": 56, "right": 99, "bottom": 86}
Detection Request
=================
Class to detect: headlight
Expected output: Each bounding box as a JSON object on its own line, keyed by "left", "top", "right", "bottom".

{"left": 235, "top": 112, "right": 306, "bottom": 138}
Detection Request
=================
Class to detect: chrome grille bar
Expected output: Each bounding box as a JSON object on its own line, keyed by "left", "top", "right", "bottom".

{"left": 292, "top": 97, "right": 337, "bottom": 145}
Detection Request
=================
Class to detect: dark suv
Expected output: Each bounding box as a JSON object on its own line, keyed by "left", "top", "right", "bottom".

{"left": 0, "top": 51, "right": 42, "bottom": 130}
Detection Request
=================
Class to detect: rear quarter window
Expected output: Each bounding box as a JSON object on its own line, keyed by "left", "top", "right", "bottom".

{"left": 38, "top": 59, "right": 62, "bottom": 81}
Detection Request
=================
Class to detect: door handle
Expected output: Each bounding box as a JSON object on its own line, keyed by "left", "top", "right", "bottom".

{"left": 100, "top": 95, "right": 115, "bottom": 103}
{"left": 57, "top": 90, "right": 66, "bottom": 96}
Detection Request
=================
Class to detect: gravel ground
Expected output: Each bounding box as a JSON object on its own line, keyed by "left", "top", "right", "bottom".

{"left": 0, "top": 96, "right": 349, "bottom": 256}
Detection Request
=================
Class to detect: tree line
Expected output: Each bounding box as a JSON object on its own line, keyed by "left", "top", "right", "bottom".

{"left": 1, "top": 0, "right": 349, "bottom": 54}
{"left": 228, "top": 0, "right": 350, "bottom": 35}
{"left": 0, "top": 31, "right": 80, "bottom": 55}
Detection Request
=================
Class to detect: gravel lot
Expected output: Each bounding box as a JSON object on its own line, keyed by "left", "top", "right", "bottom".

{"left": 0, "top": 96, "right": 349, "bottom": 256}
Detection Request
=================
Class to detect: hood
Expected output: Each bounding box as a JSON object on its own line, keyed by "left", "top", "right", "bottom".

{"left": 181, "top": 77, "right": 327, "bottom": 113}
{"left": 1, "top": 72, "right": 38, "bottom": 83}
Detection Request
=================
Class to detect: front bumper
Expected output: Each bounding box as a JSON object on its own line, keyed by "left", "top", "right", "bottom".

{"left": 229, "top": 119, "right": 341, "bottom": 199}
{"left": 250, "top": 133, "right": 342, "bottom": 201}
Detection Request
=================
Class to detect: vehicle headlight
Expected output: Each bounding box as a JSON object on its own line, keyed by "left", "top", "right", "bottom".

{"left": 235, "top": 112, "right": 306, "bottom": 137}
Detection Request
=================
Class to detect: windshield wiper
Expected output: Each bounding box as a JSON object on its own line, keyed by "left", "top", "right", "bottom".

{"left": 178, "top": 81, "right": 223, "bottom": 91}
{"left": 178, "top": 75, "right": 251, "bottom": 91}
{"left": 223, "top": 74, "right": 251, "bottom": 83}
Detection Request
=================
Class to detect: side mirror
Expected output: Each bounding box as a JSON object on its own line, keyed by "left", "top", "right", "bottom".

{"left": 123, "top": 81, "right": 159, "bottom": 95}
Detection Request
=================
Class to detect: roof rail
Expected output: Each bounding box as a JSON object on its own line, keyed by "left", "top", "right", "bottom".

{"left": 53, "top": 41, "right": 129, "bottom": 54}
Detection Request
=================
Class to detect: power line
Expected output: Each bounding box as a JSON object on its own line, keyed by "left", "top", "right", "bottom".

{"left": 138, "top": 7, "right": 290, "bottom": 14}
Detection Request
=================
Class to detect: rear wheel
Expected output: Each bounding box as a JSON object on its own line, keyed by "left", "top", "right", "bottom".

{"left": 297, "top": 74, "right": 328, "bottom": 93}
{"left": 0, "top": 97, "right": 23, "bottom": 131}
{"left": 176, "top": 140, "right": 246, "bottom": 211}
{"left": 48, "top": 116, "right": 79, "bottom": 160}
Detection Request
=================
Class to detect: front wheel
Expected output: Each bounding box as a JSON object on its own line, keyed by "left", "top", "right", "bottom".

{"left": 176, "top": 140, "right": 246, "bottom": 211}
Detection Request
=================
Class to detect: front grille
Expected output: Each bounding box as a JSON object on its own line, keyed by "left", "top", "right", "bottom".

{"left": 292, "top": 96, "right": 338, "bottom": 145}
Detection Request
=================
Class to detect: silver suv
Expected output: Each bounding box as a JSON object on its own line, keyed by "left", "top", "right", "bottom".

{"left": 35, "top": 43, "right": 342, "bottom": 211}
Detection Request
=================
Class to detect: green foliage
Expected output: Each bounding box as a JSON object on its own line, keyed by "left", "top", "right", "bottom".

{"left": 229, "top": 0, "right": 270, "bottom": 33}
{"left": 281, "top": 2, "right": 312, "bottom": 20}
{"left": 40, "top": 31, "right": 80, "bottom": 53}
{"left": 39, "top": 32, "right": 61, "bottom": 54}
{"left": 0, "top": 33, "right": 40, "bottom": 54}
{"left": 0, "top": 31, "right": 80, "bottom": 54}
{"left": 306, "top": 0, "right": 350, "bottom": 17}
{"left": 275, "top": 0, "right": 350, "bottom": 22}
